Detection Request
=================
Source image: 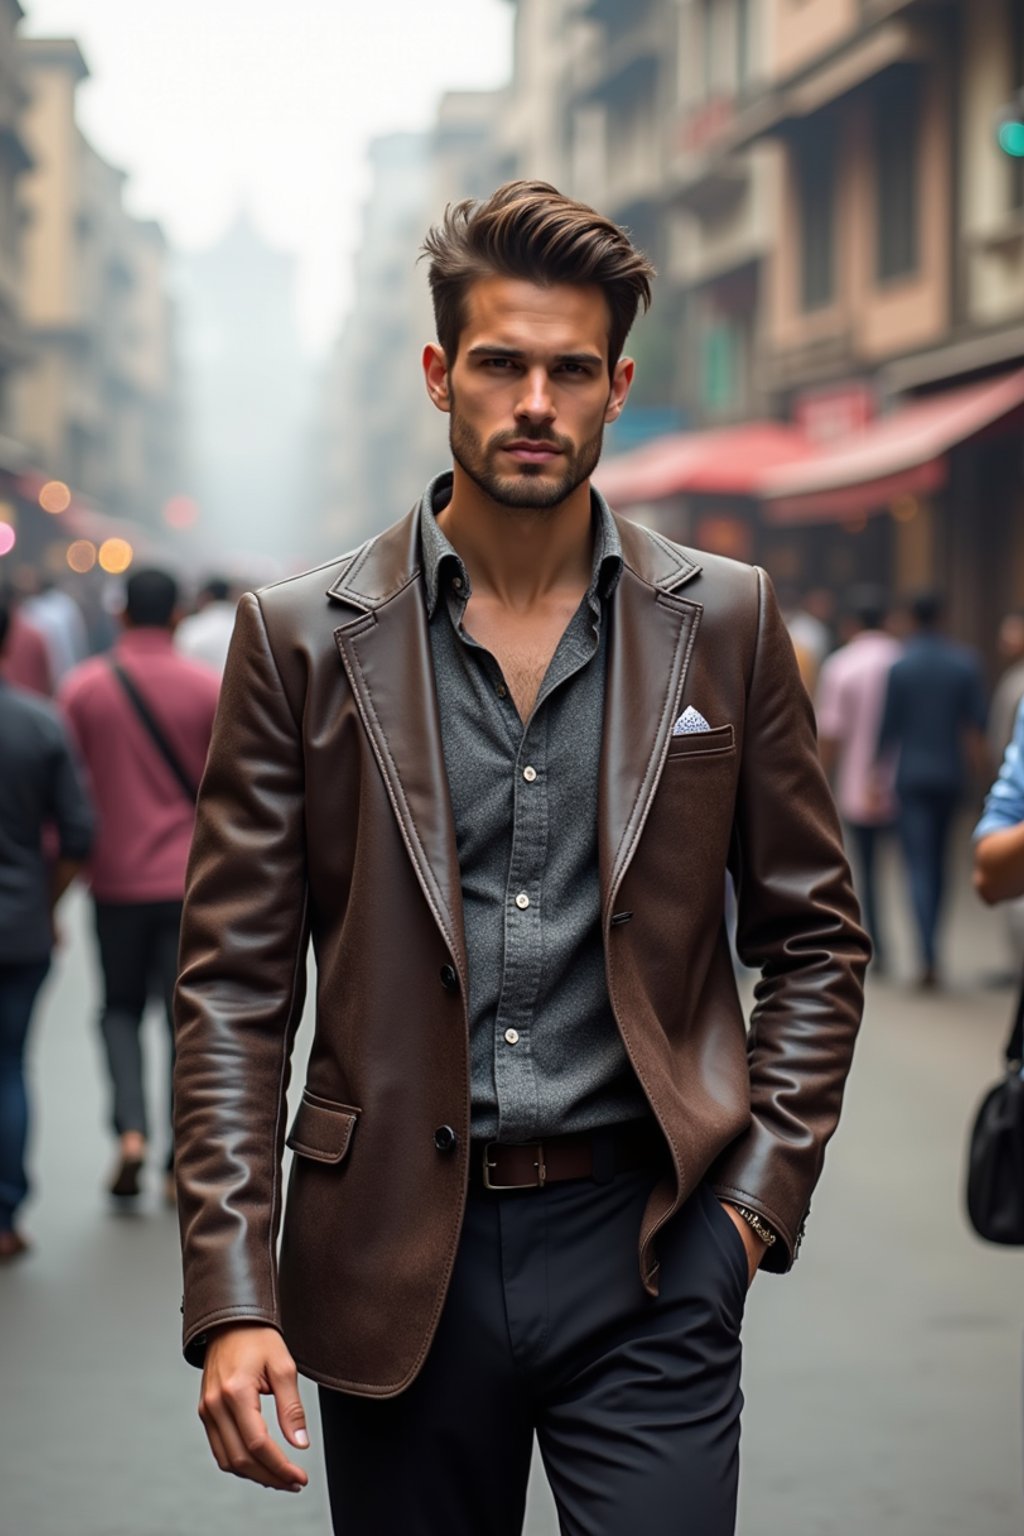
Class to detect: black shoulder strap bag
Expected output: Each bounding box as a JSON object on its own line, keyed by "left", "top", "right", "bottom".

{"left": 110, "top": 662, "right": 198, "bottom": 805}
{"left": 965, "top": 972, "right": 1024, "bottom": 1245}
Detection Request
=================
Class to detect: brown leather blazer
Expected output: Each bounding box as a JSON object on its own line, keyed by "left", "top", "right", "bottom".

{"left": 174, "top": 505, "right": 868, "bottom": 1396}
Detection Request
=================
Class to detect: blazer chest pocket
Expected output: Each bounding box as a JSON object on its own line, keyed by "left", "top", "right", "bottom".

{"left": 286, "top": 1092, "right": 361, "bottom": 1165}
{"left": 666, "top": 722, "right": 735, "bottom": 761}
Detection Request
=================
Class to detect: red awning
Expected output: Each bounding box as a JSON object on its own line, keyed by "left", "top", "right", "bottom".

{"left": 760, "top": 368, "right": 1024, "bottom": 523}
{"left": 595, "top": 421, "right": 813, "bottom": 504}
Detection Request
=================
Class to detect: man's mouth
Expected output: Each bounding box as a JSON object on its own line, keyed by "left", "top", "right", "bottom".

{"left": 501, "top": 442, "right": 563, "bottom": 464}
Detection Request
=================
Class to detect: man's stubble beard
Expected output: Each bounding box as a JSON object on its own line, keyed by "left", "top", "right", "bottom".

{"left": 448, "top": 394, "right": 606, "bottom": 515}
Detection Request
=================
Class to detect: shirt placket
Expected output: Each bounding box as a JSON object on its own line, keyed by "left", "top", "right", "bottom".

{"left": 492, "top": 707, "right": 549, "bottom": 1142}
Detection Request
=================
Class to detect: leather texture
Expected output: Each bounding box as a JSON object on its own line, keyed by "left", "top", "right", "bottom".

{"left": 173, "top": 505, "right": 869, "bottom": 1395}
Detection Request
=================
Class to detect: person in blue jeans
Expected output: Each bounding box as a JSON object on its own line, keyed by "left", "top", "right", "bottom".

{"left": 876, "top": 591, "right": 988, "bottom": 988}
{"left": 0, "top": 593, "right": 94, "bottom": 1259}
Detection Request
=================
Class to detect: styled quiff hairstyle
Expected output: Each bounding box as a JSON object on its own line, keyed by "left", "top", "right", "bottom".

{"left": 421, "top": 180, "right": 655, "bottom": 374}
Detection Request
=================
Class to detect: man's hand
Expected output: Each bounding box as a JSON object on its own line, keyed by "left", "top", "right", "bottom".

{"left": 719, "top": 1201, "right": 765, "bottom": 1287}
{"left": 199, "top": 1323, "right": 310, "bottom": 1492}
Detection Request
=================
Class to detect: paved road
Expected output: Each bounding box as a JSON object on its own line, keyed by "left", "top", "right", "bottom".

{"left": 3, "top": 830, "right": 1023, "bottom": 1534}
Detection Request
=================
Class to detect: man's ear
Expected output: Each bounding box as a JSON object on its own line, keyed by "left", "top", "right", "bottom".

{"left": 605, "top": 356, "right": 634, "bottom": 424}
{"left": 423, "top": 343, "right": 451, "bottom": 414}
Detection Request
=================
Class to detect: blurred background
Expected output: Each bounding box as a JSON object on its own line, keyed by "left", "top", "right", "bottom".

{"left": 3, "top": 4, "right": 1024, "bottom": 1534}
{"left": 0, "top": 0, "right": 1020, "bottom": 653}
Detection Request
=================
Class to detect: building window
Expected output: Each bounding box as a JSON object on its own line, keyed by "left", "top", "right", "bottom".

{"left": 795, "top": 119, "right": 837, "bottom": 312}
{"left": 701, "top": 0, "right": 715, "bottom": 100}
{"left": 1012, "top": 0, "right": 1024, "bottom": 211}
{"left": 876, "top": 70, "right": 921, "bottom": 281}
{"left": 737, "top": 0, "right": 750, "bottom": 91}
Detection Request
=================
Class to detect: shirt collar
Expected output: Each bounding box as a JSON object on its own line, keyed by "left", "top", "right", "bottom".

{"left": 418, "top": 470, "right": 623, "bottom": 620}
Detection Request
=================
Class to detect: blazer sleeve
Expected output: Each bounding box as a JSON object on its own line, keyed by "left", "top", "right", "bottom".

{"left": 173, "top": 592, "right": 309, "bottom": 1365}
{"left": 713, "top": 568, "right": 870, "bottom": 1270}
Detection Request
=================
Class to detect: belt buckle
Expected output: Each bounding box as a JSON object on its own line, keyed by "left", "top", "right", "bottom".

{"left": 482, "top": 1140, "right": 547, "bottom": 1190}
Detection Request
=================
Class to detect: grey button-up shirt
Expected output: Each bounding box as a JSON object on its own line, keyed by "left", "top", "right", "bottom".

{"left": 421, "top": 473, "right": 649, "bottom": 1142}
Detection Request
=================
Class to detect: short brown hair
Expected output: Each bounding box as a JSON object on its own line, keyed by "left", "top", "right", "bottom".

{"left": 421, "top": 180, "right": 655, "bottom": 373}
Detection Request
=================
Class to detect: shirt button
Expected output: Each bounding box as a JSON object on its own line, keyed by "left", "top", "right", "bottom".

{"left": 504, "top": 1028, "right": 520, "bottom": 1046}
{"left": 514, "top": 892, "right": 530, "bottom": 910}
{"left": 496, "top": 683, "right": 507, "bottom": 698}
{"left": 452, "top": 575, "right": 464, "bottom": 591}
{"left": 439, "top": 964, "right": 458, "bottom": 993}
{"left": 522, "top": 765, "right": 537, "bottom": 782}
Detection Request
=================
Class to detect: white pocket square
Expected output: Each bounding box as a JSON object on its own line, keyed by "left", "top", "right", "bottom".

{"left": 672, "top": 706, "right": 712, "bottom": 736}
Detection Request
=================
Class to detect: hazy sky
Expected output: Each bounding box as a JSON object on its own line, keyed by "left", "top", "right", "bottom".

{"left": 22, "top": 0, "right": 513, "bottom": 356}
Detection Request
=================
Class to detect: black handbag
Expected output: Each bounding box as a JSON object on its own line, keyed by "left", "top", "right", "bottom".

{"left": 965, "top": 975, "right": 1024, "bottom": 1245}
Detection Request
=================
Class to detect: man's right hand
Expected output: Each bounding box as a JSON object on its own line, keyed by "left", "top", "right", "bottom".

{"left": 198, "top": 1323, "right": 310, "bottom": 1492}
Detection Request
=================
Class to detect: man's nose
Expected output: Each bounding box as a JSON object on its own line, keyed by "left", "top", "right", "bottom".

{"left": 515, "top": 368, "right": 555, "bottom": 423}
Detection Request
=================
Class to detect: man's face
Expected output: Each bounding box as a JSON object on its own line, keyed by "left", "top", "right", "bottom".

{"left": 424, "top": 276, "right": 633, "bottom": 512}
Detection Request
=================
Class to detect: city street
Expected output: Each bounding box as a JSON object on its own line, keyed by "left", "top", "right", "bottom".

{"left": 3, "top": 832, "right": 1023, "bottom": 1536}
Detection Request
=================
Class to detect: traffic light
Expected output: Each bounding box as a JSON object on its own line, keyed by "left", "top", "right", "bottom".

{"left": 997, "top": 90, "right": 1024, "bottom": 159}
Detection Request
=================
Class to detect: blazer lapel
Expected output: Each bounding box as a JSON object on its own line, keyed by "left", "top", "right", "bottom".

{"left": 600, "top": 518, "right": 702, "bottom": 920}
{"left": 330, "top": 511, "right": 468, "bottom": 985}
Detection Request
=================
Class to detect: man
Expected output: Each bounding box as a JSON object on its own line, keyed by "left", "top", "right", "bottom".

{"left": 61, "top": 568, "right": 220, "bottom": 1202}
{"left": 816, "top": 586, "right": 902, "bottom": 970}
{"left": 175, "top": 182, "right": 867, "bottom": 1535}
{"left": 175, "top": 576, "right": 238, "bottom": 675}
{"left": 876, "top": 590, "right": 987, "bottom": 988}
{"left": 0, "top": 594, "right": 93, "bottom": 1259}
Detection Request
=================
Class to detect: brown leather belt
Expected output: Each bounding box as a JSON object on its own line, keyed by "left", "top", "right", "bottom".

{"left": 471, "top": 1121, "right": 663, "bottom": 1192}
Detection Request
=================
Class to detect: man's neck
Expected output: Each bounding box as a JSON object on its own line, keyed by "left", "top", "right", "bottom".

{"left": 436, "top": 465, "right": 594, "bottom": 610}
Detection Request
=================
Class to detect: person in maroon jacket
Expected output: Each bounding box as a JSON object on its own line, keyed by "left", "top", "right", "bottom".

{"left": 61, "top": 568, "right": 220, "bottom": 1203}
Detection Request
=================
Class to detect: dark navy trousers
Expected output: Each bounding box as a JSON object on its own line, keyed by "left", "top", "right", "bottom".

{"left": 319, "top": 1162, "right": 747, "bottom": 1535}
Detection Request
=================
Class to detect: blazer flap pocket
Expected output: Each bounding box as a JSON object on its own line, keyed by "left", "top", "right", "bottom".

{"left": 667, "top": 722, "right": 735, "bottom": 758}
{"left": 286, "top": 1095, "right": 360, "bottom": 1165}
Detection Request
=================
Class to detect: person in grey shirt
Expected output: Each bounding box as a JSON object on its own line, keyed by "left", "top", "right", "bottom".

{"left": 0, "top": 593, "right": 94, "bottom": 1259}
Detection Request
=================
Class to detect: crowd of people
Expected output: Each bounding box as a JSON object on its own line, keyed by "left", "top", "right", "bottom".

{"left": 0, "top": 568, "right": 232, "bottom": 1258}
{"left": 2, "top": 561, "right": 1024, "bottom": 1262}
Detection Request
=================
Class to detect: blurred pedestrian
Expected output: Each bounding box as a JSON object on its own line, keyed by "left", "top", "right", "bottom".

{"left": 988, "top": 610, "right": 1024, "bottom": 764}
{"left": 60, "top": 568, "right": 219, "bottom": 1204}
{"left": 21, "top": 574, "right": 88, "bottom": 685}
{"left": 175, "top": 576, "right": 237, "bottom": 675}
{"left": 876, "top": 591, "right": 988, "bottom": 987}
{"left": 174, "top": 180, "right": 867, "bottom": 1533}
{"left": 779, "top": 586, "right": 833, "bottom": 693}
{"left": 816, "top": 586, "right": 902, "bottom": 970}
{"left": 974, "top": 695, "right": 1024, "bottom": 905}
{"left": 983, "top": 612, "right": 1024, "bottom": 971}
{"left": 0, "top": 595, "right": 53, "bottom": 697}
{"left": 0, "top": 594, "right": 93, "bottom": 1259}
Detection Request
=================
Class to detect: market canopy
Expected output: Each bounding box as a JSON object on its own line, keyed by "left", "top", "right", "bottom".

{"left": 760, "top": 368, "right": 1024, "bottom": 524}
{"left": 595, "top": 421, "right": 812, "bottom": 504}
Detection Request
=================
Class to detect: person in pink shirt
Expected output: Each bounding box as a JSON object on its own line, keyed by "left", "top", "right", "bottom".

{"left": 0, "top": 602, "right": 54, "bottom": 697}
{"left": 815, "top": 587, "right": 902, "bottom": 972}
{"left": 60, "top": 568, "right": 221, "bottom": 1202}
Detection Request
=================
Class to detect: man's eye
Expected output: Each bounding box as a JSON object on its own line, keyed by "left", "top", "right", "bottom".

{"left": 558, "top": 363, "right": 586, "bottom": 376}
{"left": 485, "top": 357, "right": 514, "bottom": 370}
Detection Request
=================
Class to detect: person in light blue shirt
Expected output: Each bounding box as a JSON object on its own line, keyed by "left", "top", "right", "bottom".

{"left": 975, "top": 695, "right": 1024, "bottom": 905}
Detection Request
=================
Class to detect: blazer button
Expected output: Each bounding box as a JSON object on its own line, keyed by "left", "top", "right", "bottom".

{"left": 434, "top": 1125, "right": 458, "bottom": 1154}
{"left": 439, "top": 964, "right": 458, "bottom": 993}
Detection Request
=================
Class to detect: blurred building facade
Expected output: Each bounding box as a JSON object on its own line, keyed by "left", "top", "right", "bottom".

{"left": 179, "top": 211, "right": 311, "bottom": 566}
{"left": 14, "top": 38, "right": 182, "bottom": 529}
{"left": 0, "top": 0, "right": 32, "bottom": 444}
{"left": 0, "top": 19, "right": 183, "bottom": 591}
{"left": 324, "top": 0, "right": 1024, "bottom": 665}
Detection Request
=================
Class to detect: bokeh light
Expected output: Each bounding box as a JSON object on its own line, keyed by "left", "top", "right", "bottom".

{"left": 0, "top": 523, "right": 16, "bottom": 557}
{"left": 39, "top": 480, "right": 72, "bottom": 515}
{"left": 162, "top": 494, "right": 199, "bottom": 530}
{"left": 98, "top": 537, "right": 134, "bottom": 574}
{"left": 890, "top": 495, "right": 920, "bottom": 523}
{"left": 66, "top": 539, "right": 97, "bottom": 573}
